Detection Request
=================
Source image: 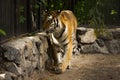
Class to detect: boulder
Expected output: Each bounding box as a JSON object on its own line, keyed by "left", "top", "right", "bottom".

{"left": 110, "top": 28, "right": 120, "bottom": 39}
{"left": 0, "top": 33, "right": 49, "bottom": 79}
{"left": 77, "top": 27, "right": 97, "bottom": 43}
{"left": 77, "top": 27, "right": 120, "bottom": 54}
{"left": 104, "top": 39, "right": 120, "bottom": 54}
{"left": 81, "top": 39, "right": 109, "bottom": 54}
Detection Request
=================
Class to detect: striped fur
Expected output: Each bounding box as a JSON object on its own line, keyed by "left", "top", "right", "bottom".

{"left": 43, "top": 10, "right": 78, "bottom": 73}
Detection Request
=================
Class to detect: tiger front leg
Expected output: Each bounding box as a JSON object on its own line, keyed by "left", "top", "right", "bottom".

{"left": 51, "top": 45, "right": 64, "bottom": 73}
{"left": 54, "top": 43, "right": 73, "bottom": 74}
{"left": 53, "top": 52, "right": 63, "bottom": 73}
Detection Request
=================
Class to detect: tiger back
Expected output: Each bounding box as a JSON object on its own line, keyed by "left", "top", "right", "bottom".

{"left": 43, "top": 10, "right": 78, "bottom": 74}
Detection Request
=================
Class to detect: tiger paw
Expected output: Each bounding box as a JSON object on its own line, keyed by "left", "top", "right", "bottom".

{"left": 53, "top": 63, "right": 63, "bottom": 74}
{"left": 67, "top": 62, "right": 71, "bottom": 69}
{"left": 53, "top": 67, "right": 62, "bottom": 74}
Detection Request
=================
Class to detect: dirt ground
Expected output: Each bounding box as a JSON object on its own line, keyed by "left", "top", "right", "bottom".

{"left": 34, "top": 54, "right": 120, "bottom": 80}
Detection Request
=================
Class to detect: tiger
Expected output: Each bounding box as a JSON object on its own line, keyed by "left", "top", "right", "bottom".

{"left": 43, "top": 10, "right": 79, "bottom": 74}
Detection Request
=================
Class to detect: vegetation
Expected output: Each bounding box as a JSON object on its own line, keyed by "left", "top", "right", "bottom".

{"left": 41, "top": 0, "right": 119, "bottom": 26}
{"left": 0, "top": 29, "right": 6, "bottom": 36}
{"left": 18, "top": 5, "right": 26, "bottom": 24}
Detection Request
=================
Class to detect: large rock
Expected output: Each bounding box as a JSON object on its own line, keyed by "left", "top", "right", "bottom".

{"left": 110, "top": 28, "right": 120, "bottom": 39}
{"left": 77, "top": 27, "right": 120, "bottom": 54}
{"left": 104, "top": 39, "right": 120, "bottom": 54}
{"left": 80, "top": 39, "right": 109, "bottom": 54}
{"left": 77, "top": 27, "right": 97, "bottom": 43}
{"left": 0, "top": 33, "right": 48, "bottom": 79}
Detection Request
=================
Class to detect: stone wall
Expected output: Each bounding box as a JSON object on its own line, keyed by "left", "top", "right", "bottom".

{"left": 0, "top": 33, "right": 48, "bottom": 80}
{"left": 77, "top": 27, "right": 120, "bottom": 54}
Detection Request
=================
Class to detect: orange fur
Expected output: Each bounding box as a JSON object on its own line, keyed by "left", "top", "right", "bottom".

{"left": 59, "top": 10, "right": 77, "bottom": 72}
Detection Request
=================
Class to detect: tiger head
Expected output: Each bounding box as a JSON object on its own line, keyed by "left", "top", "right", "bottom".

{"left": 43, "top": 10, "right": 61, "bottom": 33}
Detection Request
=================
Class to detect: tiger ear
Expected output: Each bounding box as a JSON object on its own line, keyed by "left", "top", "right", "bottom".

{"left": 57, "top": 10, "right": 61, "bottom": 13}
{"left": 43, "top": 10, "right": 48, "bottom": 16}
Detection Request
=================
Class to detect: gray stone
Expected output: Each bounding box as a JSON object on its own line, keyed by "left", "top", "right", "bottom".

{"left": 5, "top": 62, "right": 22, "bottom": 75}
{"left": 77, "top": 27, "right": 97, "bottom": 43}
{"left": 0, "top": 46, "right": 4, "bottom": 61}
{"left": 81, "top": 39, "right": 109, "bottom": 54}
{"left": 112, "top": 30, "right": 120, "bottom": 39}
{"left": 104, "top": 39, "right": 120, "bottom": 54}
{"left": 98, "top": 31, "right": 113, "bottom": 40}
{"left": 2, "top": 46, "right": 21, "bottom": 65}
{"left": 36, "top": 33, "right": 49, "bottom": 71}
{"left": 98, "top": 28, "right": 120, "bottom": 40}
{"left": 0, "top": 72, "right": 17, "bottom": 80}
{"left": 7, "top": 72, "right": 17, "bottom": 80}
{"left": 0, "top": 32, "right": 49, "bottom": 79}
{"left": 77, "top": 28, "right": 120, "bottom": 54}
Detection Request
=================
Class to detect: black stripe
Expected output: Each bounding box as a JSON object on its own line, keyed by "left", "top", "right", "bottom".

{"left": 56, "top": 19, "right": 59, "bottom": 27}
{"left": 61, "top": 35, "right": 68, "bottom": 42}
{"left": 57, "top": 26, "right": 65, "bottom": 39}
{"left": 63, "top": 42, "right": 69, "bottom": 48}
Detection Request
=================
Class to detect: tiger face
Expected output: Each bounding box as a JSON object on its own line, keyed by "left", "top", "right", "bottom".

{"left": 43, "top": 10, "right": 61, "bottom": 33}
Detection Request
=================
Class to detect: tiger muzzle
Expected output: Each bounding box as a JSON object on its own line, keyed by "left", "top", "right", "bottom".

{"left": 46, "top": 27, "right": 55, "bottom": 33}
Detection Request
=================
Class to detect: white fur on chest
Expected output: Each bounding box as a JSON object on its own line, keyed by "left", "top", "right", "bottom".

{"left": 51, "top": 33, "right": 59, "bottom": 45}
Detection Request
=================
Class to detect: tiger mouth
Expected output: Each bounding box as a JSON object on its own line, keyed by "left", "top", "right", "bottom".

{"left": 46, "top": 27, "right": 55, "bottom": 33}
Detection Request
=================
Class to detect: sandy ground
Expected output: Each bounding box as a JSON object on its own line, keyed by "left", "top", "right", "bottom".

{"left": 29, "top": 54, "right": 120, "bottom": 80}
